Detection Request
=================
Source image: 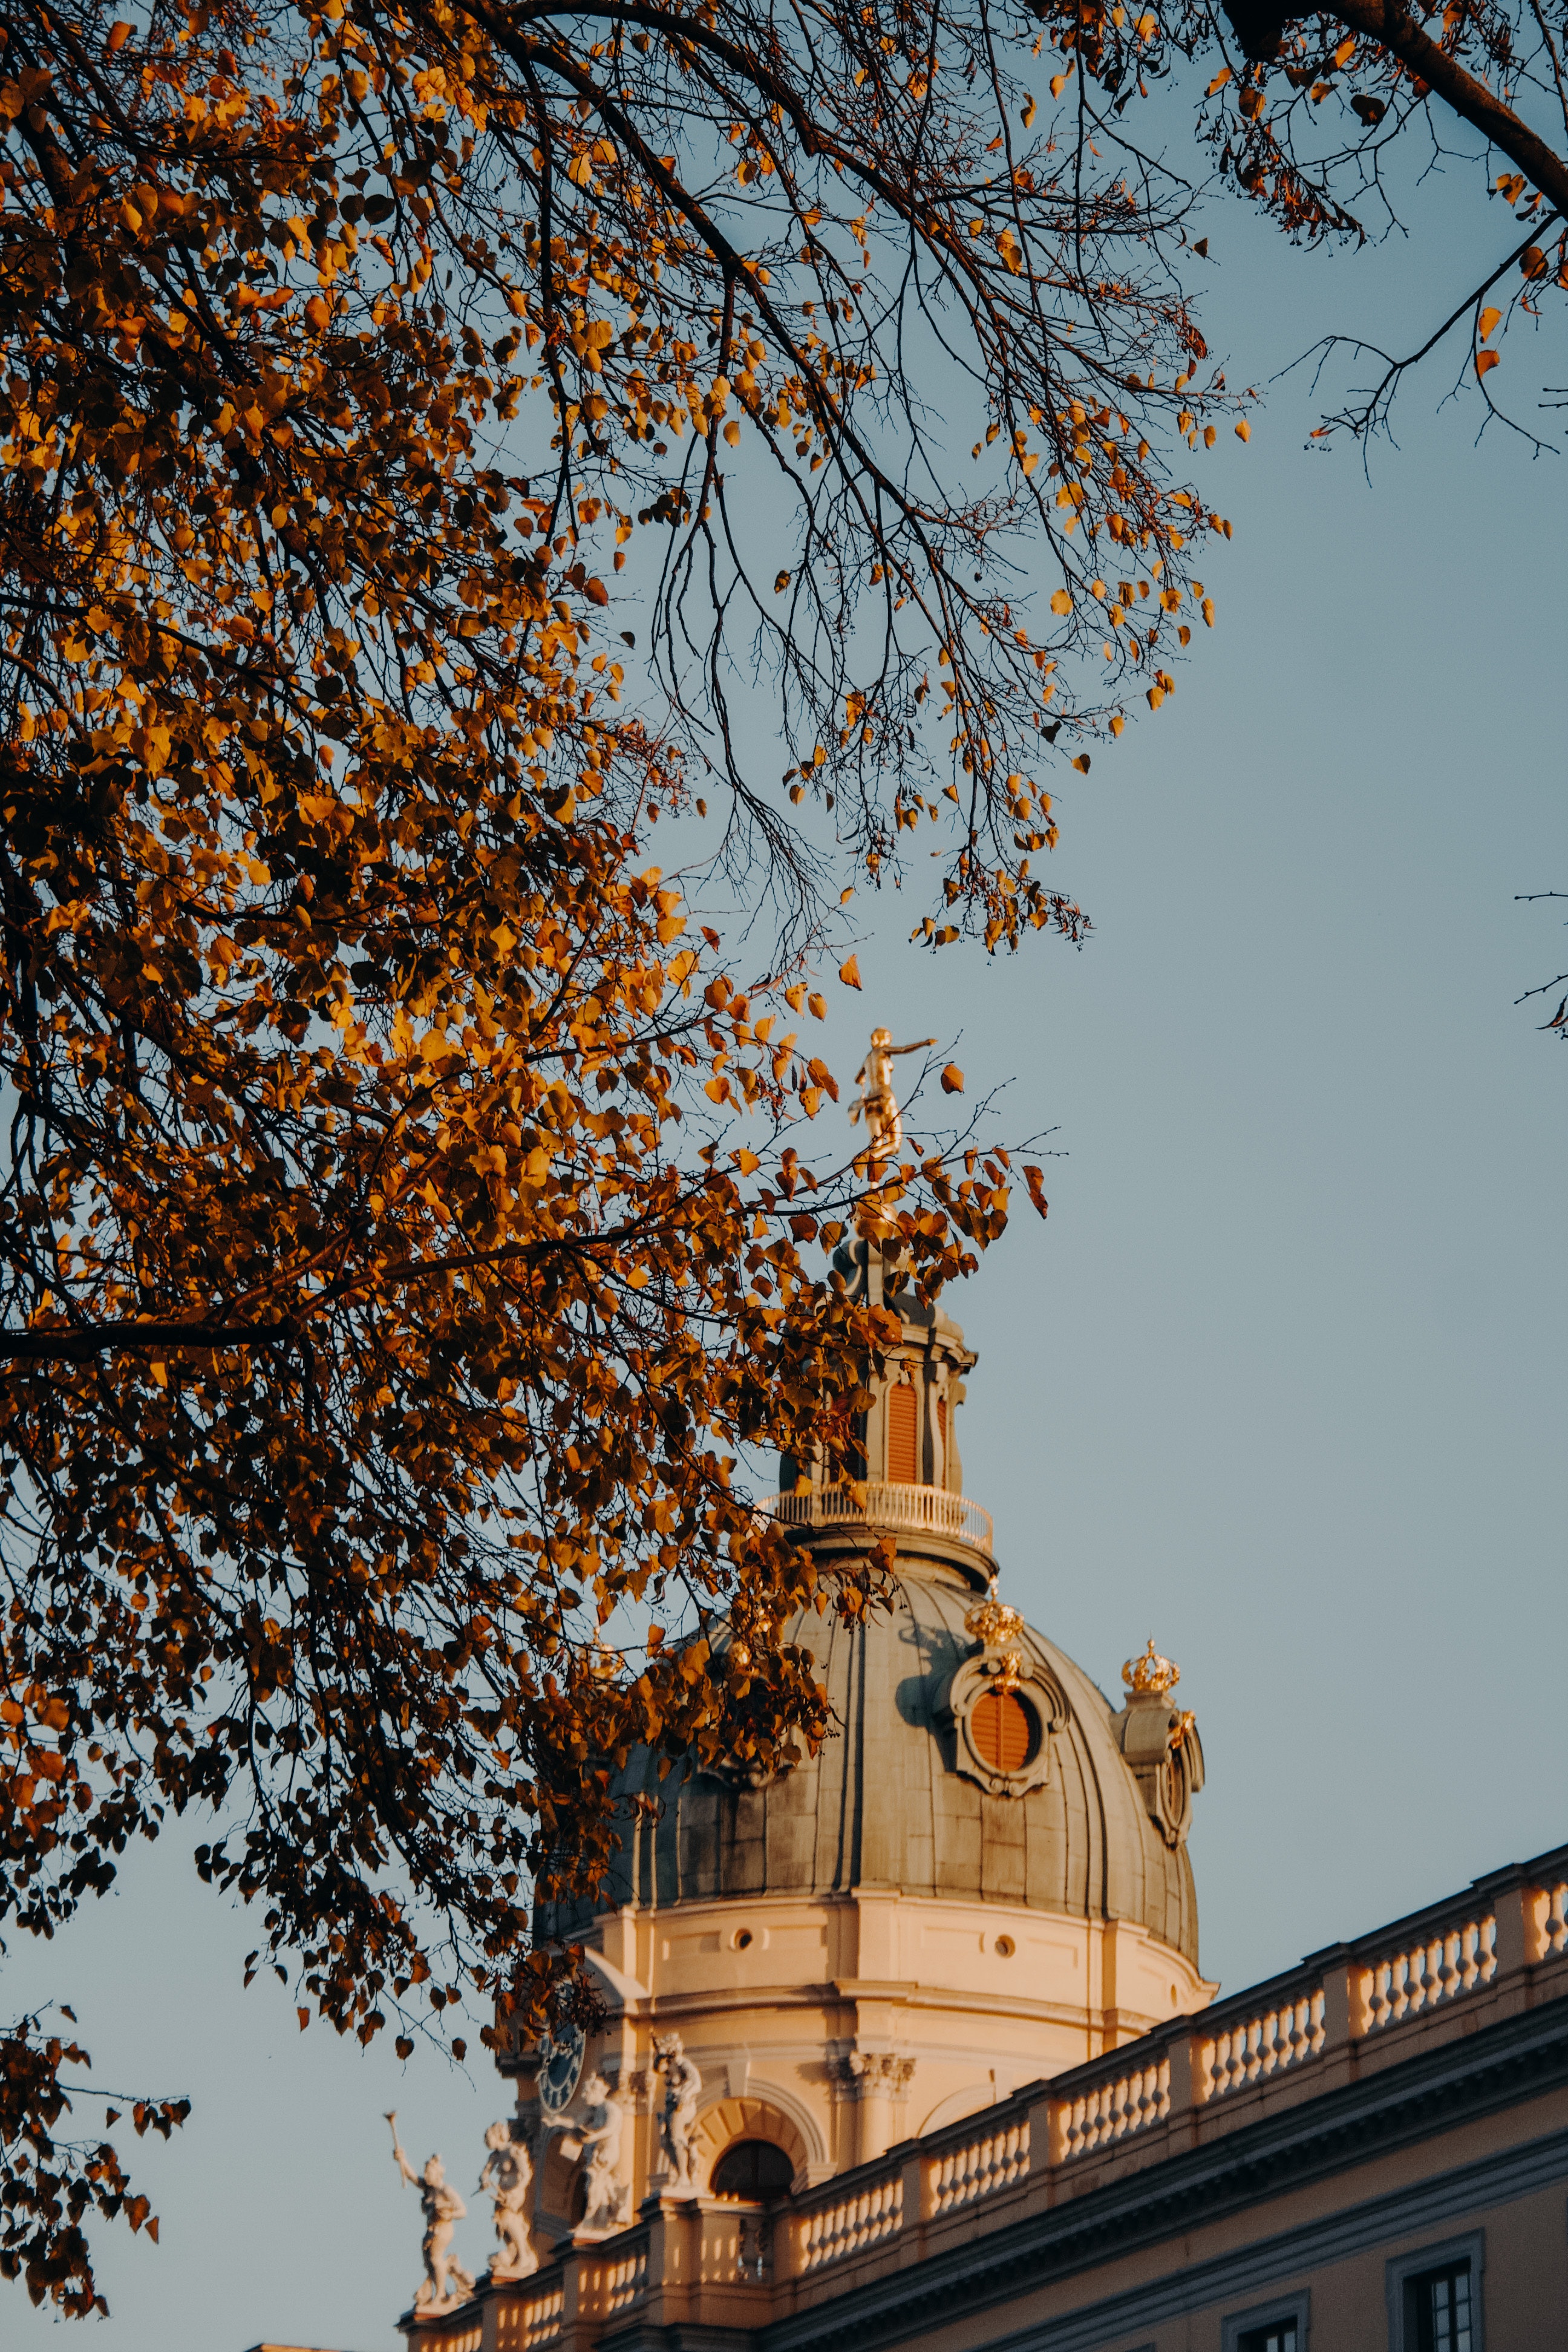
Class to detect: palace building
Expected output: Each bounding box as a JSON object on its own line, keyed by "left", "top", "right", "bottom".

{"left": 391, "top": 1245, "right": 1568, "bottom": 2352}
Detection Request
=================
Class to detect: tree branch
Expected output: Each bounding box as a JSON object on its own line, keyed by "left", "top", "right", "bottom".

{"left": 1299, "top": 215, "right": 1560, "bottom": 434}
{"left": 1332, "top": 0, "right": 1568, "bottom": 214}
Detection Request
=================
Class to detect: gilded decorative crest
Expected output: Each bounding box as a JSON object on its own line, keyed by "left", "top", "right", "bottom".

{"left": 965, "top": 1575, "right": 1027, "bottom": 1694}
{"left": 1122, "top": 1636, "right": 1181, "bottom": 1696}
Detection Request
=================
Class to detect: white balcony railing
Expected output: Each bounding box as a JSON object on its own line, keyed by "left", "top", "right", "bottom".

{"left": 759, "top": 1480, "right": 993, "bottom": 1557}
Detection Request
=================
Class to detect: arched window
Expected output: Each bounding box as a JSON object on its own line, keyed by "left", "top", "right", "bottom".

{"left": 970, "top": 1690, "right": 1036, "bottom": 1774}
{"left": 711, "top": 2139, "right": 795, "bottom": 2199}
{"left": 886, "top": 1382, "right": 918, "bottom": 1484}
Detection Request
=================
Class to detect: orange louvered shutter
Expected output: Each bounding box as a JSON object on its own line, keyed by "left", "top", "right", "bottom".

{"left": 887, "top": 1382, "right": 918, "bottom": 1483}
{"left": 972, "top": 1691, "right": 1033, "bottom": 1772}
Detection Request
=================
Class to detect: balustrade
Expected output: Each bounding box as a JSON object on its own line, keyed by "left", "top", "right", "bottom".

{"left": 1057, "top": 2054, "right": 1170, "bottom": 2159}
{"left": 1364, "top": 1911, "right": 1495, "bottom": 2033}
{"left": 691, "top": 2209, "right": 772, "bottom": 2285}
{"left": 498, "top": 2285, "right": 564, "bottom": 2351}
{"left": 593, "top": 2243, "right": 649, "bottom": 2316}
{"left": 759, "top": 1481, "right": 993, "bottom": 1555}
{"left": 794, "top": 2175, "right": 903, "bottom": 2272}
{"left": 928, "top": 2117, "right": 1029, "bottom": 2212}
{"left": 1205, "top": 1987, "right": 1326, "bottom": 2099}
{"left": 1540, "top": 1878, "right": 1568, "bottom": 1961}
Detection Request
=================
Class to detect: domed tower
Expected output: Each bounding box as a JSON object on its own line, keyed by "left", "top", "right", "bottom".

{"left": 511, "top": 1243, "right": 1212, "bottom": 2233}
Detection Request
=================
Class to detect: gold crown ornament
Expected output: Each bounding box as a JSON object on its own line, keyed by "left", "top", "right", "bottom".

{"left": 965, "top": 1575, "right": 1027, "bottom": 1695}
{"left": 1122, "top": 1636, "right": 1181, "bottom": 1696}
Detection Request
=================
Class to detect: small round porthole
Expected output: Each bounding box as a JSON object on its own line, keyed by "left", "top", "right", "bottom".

{"left": 733, "top": 1927, "right": 754, "bottom": 1950}
{"left": 994, "top": 1935, "right": 1016, "bottom": 1958}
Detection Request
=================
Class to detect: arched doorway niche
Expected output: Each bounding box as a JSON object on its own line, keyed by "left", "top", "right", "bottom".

{"left": 693, "top": 2094, "right": 812, "bottom": 2194}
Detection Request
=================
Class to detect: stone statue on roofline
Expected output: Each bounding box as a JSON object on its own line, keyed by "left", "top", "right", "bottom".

{"left": 387, "top": 2111, "right": 476, "bottom": 2313}
{"left": 652, "top": 2031, "right": 702, "bottom": 2196}
{"left": 480, "top": 2119, "right": 537, "bottom": 2279}
{"left": 560, "top": 2071, "right": 631, "bottom": 2235}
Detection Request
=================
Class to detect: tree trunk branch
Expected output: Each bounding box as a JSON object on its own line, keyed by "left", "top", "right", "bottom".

{"left": 1333, "top": 0, "right": 1568, "bottom": 217}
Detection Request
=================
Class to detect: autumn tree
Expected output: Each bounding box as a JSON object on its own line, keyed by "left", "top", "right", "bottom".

{"left": 1027, "top": 0, "right": 1568, "bottom": 442}
{"left": 0, "top": 0, "right": 1244, "bottom": 2308}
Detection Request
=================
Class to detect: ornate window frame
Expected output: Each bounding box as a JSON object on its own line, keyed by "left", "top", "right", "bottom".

{"left": 942, "top": 1653, "right": 1066, "bottom": 1798}
{"left": 1385, "top": 2230, "right": 1484, "bottom": 2352}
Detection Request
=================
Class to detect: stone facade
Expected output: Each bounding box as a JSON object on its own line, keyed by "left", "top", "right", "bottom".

{"left": 402, "top": 1850, "right": 1568, "bottom": 2352}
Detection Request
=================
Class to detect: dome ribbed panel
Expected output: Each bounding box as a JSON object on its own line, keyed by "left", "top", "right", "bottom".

{"left": 808, "top": 1604, "right": 857, "bottom": 1893}
{"left": 552, "top": 1569, "right": 1199, "bottom": 1967}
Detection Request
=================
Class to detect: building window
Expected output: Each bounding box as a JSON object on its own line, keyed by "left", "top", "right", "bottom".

{"left": 711, "top": 2140, "right": 794, "bottom": 2199}
{"left": 971, "top": 1688, "right": 1036, "bottom": 1773}
{"left": 1221, "top": 2290, "right": 1308, "bottom": 2352}
{"left": 1407, "top": 2262, "right": 1473, "bottom": 2352}
{"left": 1387, "top": 2233, "right": 1483, "bottom": 2352}
{"left": 886, "top": 1382, "right": 918, "bottom": 1483}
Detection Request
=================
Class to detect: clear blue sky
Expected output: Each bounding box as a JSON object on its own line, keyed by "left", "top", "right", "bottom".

{"left": 7, "top": 154, "right": 1566, "bottom": 2352}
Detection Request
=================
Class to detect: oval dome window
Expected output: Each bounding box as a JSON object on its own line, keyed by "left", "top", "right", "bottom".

{"left": 711, "top": 2139, "right": 795, "bottom": 2198}
{"left": 971, "top": 1689, "right": 1036, "bottom": 1774}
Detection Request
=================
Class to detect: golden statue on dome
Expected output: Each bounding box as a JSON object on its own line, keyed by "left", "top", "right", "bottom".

{"left": 851, "top": 1026, "right": 936, "bottom": 1166}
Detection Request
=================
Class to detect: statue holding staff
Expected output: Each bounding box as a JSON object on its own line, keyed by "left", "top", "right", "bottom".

{"left": 386, "top": 2110, "right": 476, "bottom": 2312}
